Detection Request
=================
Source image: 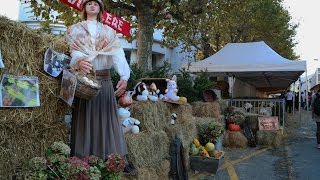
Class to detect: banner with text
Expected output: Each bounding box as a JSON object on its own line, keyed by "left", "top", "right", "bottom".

{"left": 61, "top": 0, "right": 131, "bottom": 37}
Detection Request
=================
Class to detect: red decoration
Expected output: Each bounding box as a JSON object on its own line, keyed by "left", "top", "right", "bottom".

{"left": 228, "top": 124, "right": 241, "bottom": 132}
{"left": 60, "top": 0, "right": 131, "bottom": 37}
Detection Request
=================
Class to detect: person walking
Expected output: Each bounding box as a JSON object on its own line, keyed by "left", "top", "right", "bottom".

{"left": 311, "top": 89, "right": 320, "bottom": 149}
{"left": 285, "top": 90, "right": 294, "bottom": 113}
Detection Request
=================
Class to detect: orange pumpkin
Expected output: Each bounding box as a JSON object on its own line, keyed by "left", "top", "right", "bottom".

{"left": 228, "top": 123, "right": 241, "bottom": 131}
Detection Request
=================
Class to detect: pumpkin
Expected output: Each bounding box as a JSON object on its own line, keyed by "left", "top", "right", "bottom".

{"left": 228, "top": 123, "right": 241, "bottom": 131}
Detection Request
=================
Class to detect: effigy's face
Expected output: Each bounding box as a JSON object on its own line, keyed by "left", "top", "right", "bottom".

{"left": 85, "top": 1, "right": 101, "bottom": 16}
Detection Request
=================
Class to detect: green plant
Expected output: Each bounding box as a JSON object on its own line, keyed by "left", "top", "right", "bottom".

{"left": 197, "top": 121, "right": 225, "bottom": 145}
{"left": 224, "top": 107, "right": 245, "bottom": 125}
{"left": 29, "top": 142, "right": 125, "bottom": 180}
{"left": 177, "top": 68, "right": 214, "bottom": 103}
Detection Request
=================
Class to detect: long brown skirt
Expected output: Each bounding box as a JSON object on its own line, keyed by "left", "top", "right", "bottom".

{"left": 71, "top": 74, "right": 127, "bottom": 160}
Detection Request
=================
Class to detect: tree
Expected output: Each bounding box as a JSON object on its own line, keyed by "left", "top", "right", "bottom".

{"left": 160, "top": 0, "right": 299, "bottom": 60}
{"left": 23, "top": 0, "right": 187, "bottom": 71}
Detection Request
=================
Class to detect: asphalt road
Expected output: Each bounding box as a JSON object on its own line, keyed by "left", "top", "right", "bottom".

{"left": 191, "top": 110, "right": 320, "bottom": 180}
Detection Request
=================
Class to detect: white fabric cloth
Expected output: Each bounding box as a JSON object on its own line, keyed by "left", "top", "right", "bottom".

{"left": 67, "top": 20, "right": 130, "bottom": 80}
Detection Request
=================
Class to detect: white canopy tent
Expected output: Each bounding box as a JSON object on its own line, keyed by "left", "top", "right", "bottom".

{"left": 187, "top": 41, "right": 306, "bottom": 93}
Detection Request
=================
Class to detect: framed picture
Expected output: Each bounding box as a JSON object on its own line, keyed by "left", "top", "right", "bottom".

{"left": 258, "top": 116, "right": 279, "bottom": 131}
{"left": 0, "top": 49, "right": 4, "bottom": 68}
{"left": 59, "top": 70, "right": 77, "bottom": 106}
{"left": 0, "top": 74, "right": 40, "bottom": 107}
{"left": 43, "top": 47, "right": 70, "bottom": 77}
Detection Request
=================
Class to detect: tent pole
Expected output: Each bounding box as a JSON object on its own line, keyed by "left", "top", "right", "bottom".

{"left": 299, "top": 78, "right": 302, "bottom": 123}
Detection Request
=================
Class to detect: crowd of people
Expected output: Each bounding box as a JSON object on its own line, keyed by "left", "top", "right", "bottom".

{"left": 280, "top": 90, "right": 312, "bottom": 113}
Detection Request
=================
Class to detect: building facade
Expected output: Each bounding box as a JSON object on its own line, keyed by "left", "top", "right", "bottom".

{"left": 18, "top": 1, "right": 195, "bottom": 72}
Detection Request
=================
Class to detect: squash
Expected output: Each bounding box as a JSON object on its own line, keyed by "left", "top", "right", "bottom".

{"left": 228, "top": 123, "right": 241, "bottom": 131}
{"left": 193, "top": 138, "right": 201, "bottom": 147}
{"left": 205, "top": 142, "right": 215, "bottom": 152}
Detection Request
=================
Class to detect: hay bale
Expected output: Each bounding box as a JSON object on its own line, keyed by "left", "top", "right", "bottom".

{"left": 223, "top": 131, "right": 248, "bottom": 148}
{"left": 191, "top": 101, "right": 221, "bottom": 118}
{"left": 256, "top": 130, "right": 283, "bottom": 147}
{"left": 0, "top": 16, "right": 69, "bottom": 177}
{"left": 130, "top": 101, "right": 193, "bottom": 132}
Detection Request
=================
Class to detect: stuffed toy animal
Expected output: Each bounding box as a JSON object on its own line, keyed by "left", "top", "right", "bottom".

{"left": 148, "top": 82, "right": 160, "bottom": 102}
{"left": 118, "top": 107, "right": 140, "bottom": 134}
{"left": 160, "top": 75, "right": 180, "bottom": 101}
{"left": 132, "top": 82, "right": 149, "bottom": 101}
{"left": 170, "top": 113, "right": 177, "bottom": 125}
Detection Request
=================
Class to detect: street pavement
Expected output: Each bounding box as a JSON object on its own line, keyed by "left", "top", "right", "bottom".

{"left": 190, "top": 110, "right": 320, "bottom": 180}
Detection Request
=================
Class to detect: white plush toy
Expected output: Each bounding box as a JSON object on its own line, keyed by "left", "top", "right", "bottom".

{"left": 160, "top": 75, "right": 180, "bottom": 101}
{"left": 132, "top": 82, "right": 149, "bottom": 101}
{"left": 118, "top": 107, "right": 140, "bottom": 134}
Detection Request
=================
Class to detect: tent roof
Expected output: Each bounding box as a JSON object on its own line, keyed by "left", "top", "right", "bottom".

{"left": 187, "top": 41, "right": 306, "bottom": 92}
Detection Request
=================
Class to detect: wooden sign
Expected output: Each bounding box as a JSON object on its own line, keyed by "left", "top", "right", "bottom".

{"left": 258, "top": 116, "right": 279, "bottom": 131}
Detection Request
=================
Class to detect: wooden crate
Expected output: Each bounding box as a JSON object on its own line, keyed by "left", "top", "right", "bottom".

{"left": 190, "top": 152, "right": 224, "bottom": 174}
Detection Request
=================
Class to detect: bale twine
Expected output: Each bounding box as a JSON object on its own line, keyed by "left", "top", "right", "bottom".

{"left": 0, "top": 16, "right": 69, "bottom": 178}
{"left": 223, "top": 131, "right": 248, "bottom": 148}
{"left": 191, "top": 101, "right": 221, "bottom": 118}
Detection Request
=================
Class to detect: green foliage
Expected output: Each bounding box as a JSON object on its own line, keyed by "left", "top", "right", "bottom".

{"left": 160, "top": 0, "right": 299, "bottom": 60}
{"left": 197, "top": 121, "right": 224, "bottom": 145}
{"left": 224, "top": 107, "right": 245, "bottom": 125}
{"left": 145, "top": 61, "right": 171, "bottom": 78}
{"left": 177, "top": 68, "right": 213, "bottom": 103}
{"left": 177, "top": 68, "right": 198, "bottom": 102}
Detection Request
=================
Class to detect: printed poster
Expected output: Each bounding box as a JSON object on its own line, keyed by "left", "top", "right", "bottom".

{"left": 59, "top": 70, "right": 77, "bottom": 106}
{"left": 0, "top": 49, "right": 4, "bottom": 68}
{"left": 44, "top": 47, "right": 70, "bottom": 77}
{"left": 0, "top": 74, "right": 40, "bottom": 107}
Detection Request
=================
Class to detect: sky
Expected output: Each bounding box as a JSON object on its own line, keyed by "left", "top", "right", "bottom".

{"left": 0, "top": 0, "right": 320, "bottom": 74}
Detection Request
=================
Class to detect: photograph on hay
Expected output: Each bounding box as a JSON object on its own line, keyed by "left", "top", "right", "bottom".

{"left": 59, "top": 70, "right": 77, "bottom": 106}
{"left": 43, "top": 47, "right": 70, "bottom": 78}
{"left": 0, "top": 74, "right": 40, "bottom": 107}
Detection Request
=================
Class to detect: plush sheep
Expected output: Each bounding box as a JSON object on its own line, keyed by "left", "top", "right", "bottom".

{"left": 118, "top": 107, "right": 140, "bottom": 134}
{"left": 160, "top": 75, "right": 180, "bottom": 101}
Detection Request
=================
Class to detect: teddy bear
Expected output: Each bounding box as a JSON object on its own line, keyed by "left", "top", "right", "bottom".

{"left": 148, "top": 82, "right": 160, "bottom": 102}
{"left": 160, "top": 75, "right": 180, "bottom": 101}
{"left": 132, "top": 82, "right": 149, "bottom": 101}
{"left": 118, "top": 107, "right": 140, "bottom": 134}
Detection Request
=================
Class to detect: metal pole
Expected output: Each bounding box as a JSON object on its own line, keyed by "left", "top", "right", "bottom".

{"left": 299, "top": 78, "right": 302, "bottom": 122}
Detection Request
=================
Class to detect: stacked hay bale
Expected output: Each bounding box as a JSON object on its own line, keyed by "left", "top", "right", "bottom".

{"left": 0, "top": 16, "right": 223, "bottom": 179}
{"left": 191, "top": 101, "right": 221, "bottom": 118}
{"left": 0, "top": 16, "right": 69, "bottom": 178}
{"left": 124, "top": 101, "right": 220, "bottom": 179}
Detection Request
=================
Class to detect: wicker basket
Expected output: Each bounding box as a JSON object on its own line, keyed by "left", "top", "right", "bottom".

{"left": 72, "top": 70, "right": 102, "bottom": 100}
